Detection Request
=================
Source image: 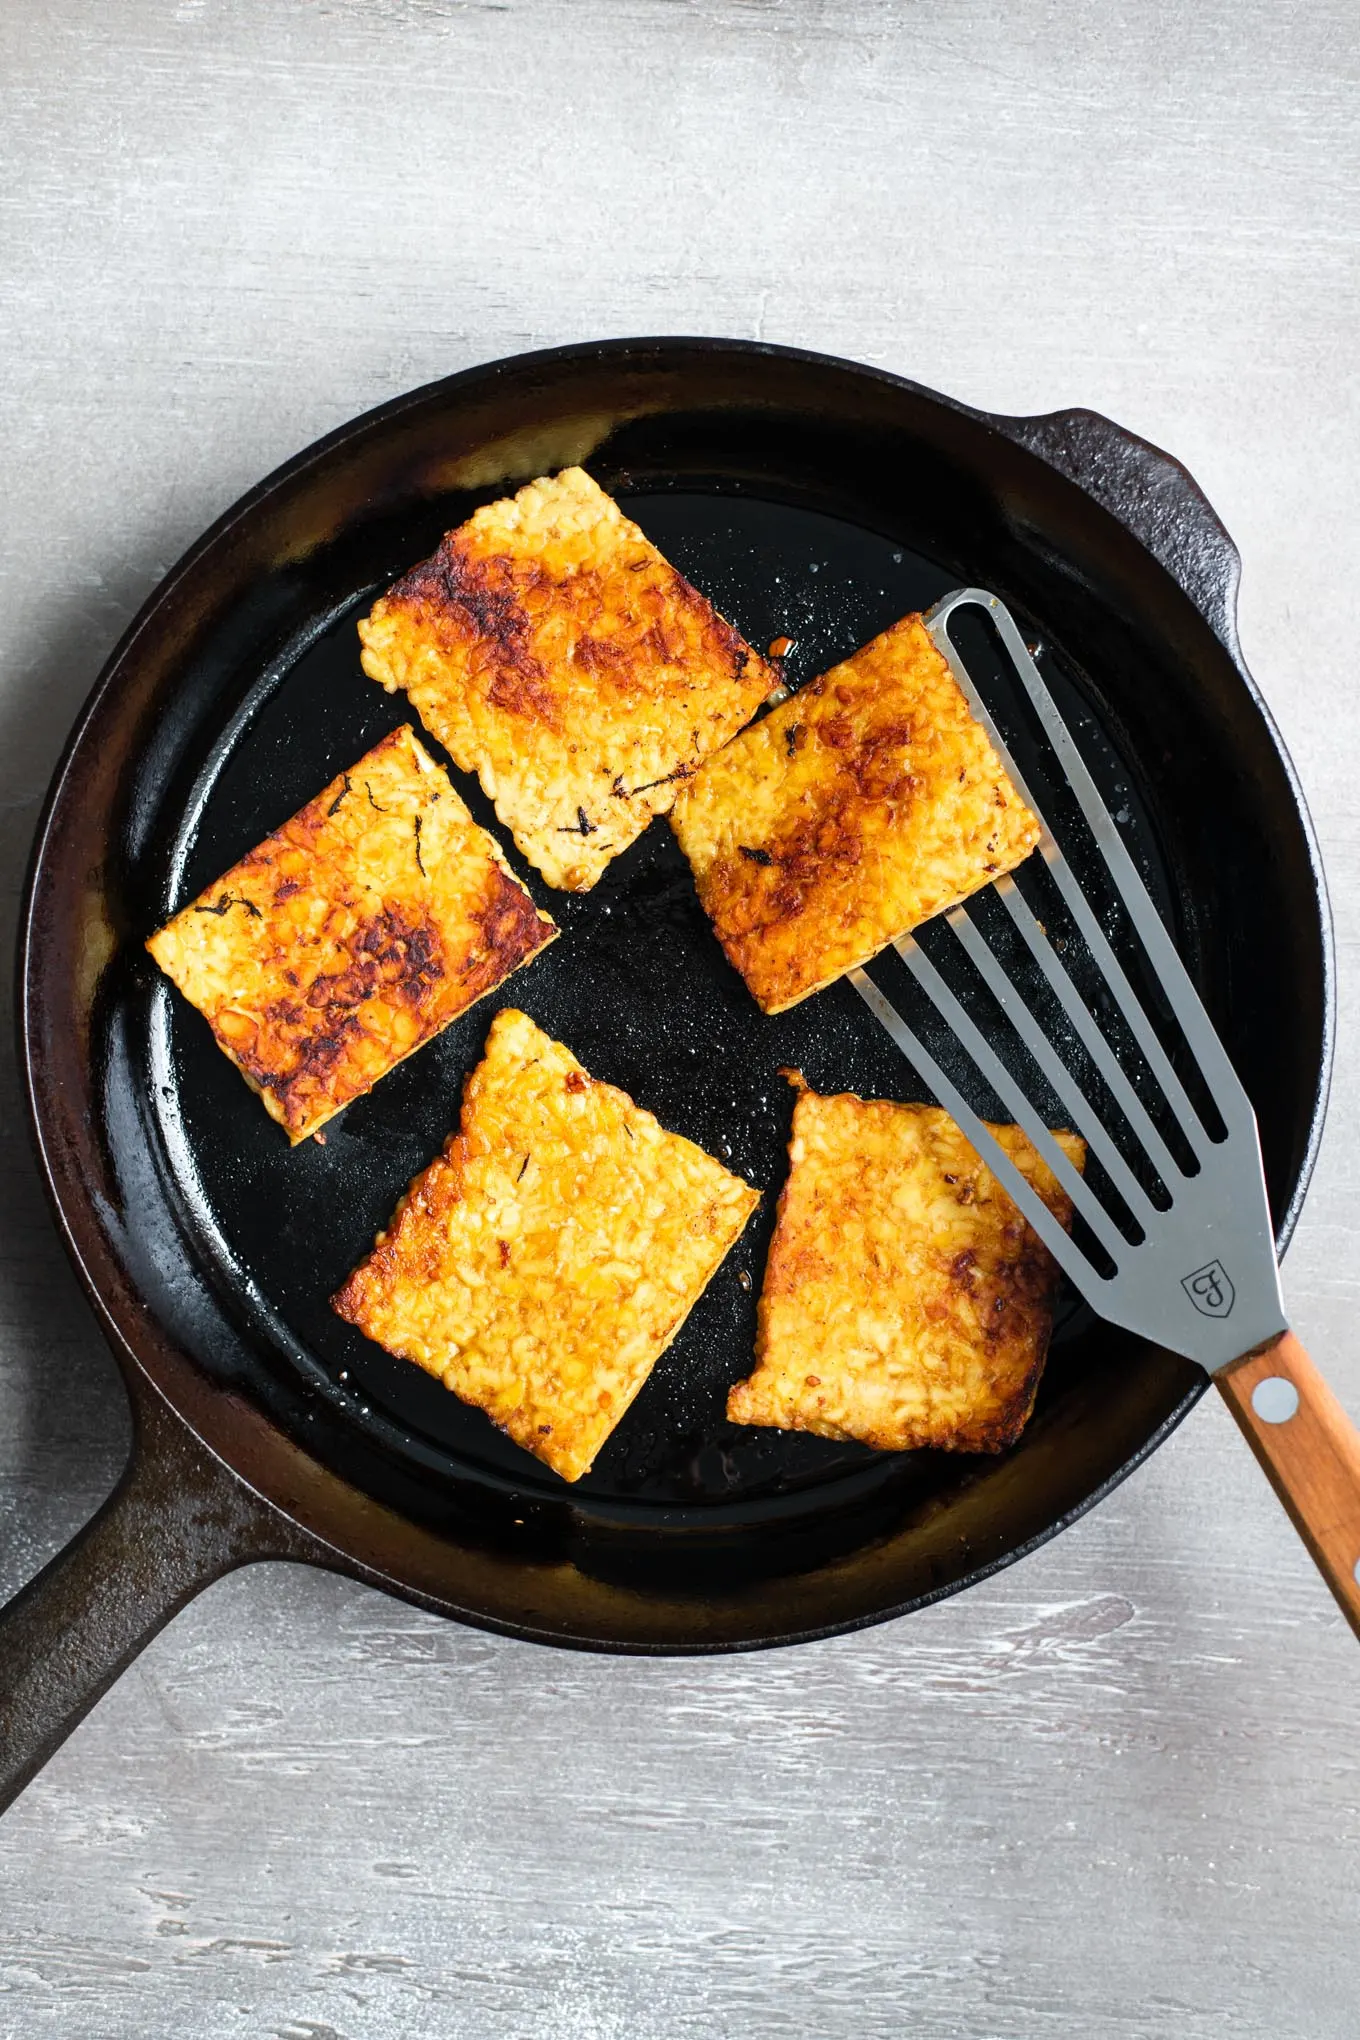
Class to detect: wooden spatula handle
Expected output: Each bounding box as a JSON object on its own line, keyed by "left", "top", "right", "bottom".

{"left": 1217, "top": 1331, "right": 1360, "bottom": 1638}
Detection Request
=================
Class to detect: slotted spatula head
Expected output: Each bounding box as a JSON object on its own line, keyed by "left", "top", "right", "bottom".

{"left": 849, "top": 587, "right": 1286, "bottom": 1375}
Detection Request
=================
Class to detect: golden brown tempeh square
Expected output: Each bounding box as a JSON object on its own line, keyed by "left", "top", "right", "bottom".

{"left": 332, "top": 1009, "right": 760, "bottom": 1482}
{"left": 726, "top": 1076, "right": 1084, "bottom": 1453}
{"left": 146, "top": 725, "right": 556, "bottom": 1142}
{"left": 669, "top": 611, "right": 1041, "bottom": 1012}
{"left": 357, "top": 467, "right": 776, "bottom": 891}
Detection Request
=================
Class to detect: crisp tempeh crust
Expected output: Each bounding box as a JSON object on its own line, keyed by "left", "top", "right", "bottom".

{"left": 332, "top": 1009, "right": 760, "bottom": 1482}
{"left": 357, "top": 467, "right": 776, "bottom": 890}
{"left": 669, "top": 611, "right": 1041, "bottom": 1012}
{"left": 727, "top": 1076, "right": 1084, "bottom": 1453}
{"left": 147, "top": 726, "right": 556, "bottom": 1142}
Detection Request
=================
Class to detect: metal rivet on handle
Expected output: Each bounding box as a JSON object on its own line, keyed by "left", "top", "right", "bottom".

{"left": 1251, "top": 1376, "right": 1300, "bottom": 1424}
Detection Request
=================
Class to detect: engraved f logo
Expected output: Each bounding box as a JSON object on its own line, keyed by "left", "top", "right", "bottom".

{"left": 1182, "top": 1260, "right": 1235, "bottom": 1318}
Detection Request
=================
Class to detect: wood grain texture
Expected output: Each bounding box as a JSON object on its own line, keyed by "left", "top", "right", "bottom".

{"left": 1218, "top": 1333, "right": 1360, "bottom": 1638}
{"left": 1, "top": 1, "right": 1359, "bottom": 2034}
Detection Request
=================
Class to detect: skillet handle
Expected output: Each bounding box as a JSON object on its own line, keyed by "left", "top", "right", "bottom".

{"left": 980, "top": 405, "right": 1243, "bottom": 653}
{"left": 0, "top": 1385, "right": 311, "bottom": 1813}
{"left": 1217, "top": 1331, "right": 1360, "bottom": 1639}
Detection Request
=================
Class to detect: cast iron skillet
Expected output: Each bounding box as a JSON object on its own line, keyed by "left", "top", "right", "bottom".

{"left": 0, "top": 340, "right": 1332, "bottom": 1810}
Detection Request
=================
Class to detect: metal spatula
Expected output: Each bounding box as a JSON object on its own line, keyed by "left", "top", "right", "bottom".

{"left": 850, "top": 588, "right": 1360, "bottom": 1635}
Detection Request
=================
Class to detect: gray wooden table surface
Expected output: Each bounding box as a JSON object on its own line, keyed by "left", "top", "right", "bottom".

{"left": 2, "top": 3, "right": 1357, "bottom": 2035}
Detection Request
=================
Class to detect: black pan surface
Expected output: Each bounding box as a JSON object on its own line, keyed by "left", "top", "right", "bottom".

{"left": 24, "top": 340, "right": 1332, "bottom": 1645}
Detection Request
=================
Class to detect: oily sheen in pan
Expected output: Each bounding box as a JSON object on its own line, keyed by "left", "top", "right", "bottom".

{"left": 147, "top": 726, "right": 556, "bottom": 1142}
{"left": 670, "top": 612, "right": 1041, "bottom": 1012}
{"left": 333, "top": 1009, "right": 760, "bottom": 1482}
{"left": 728, "top": 1076, "right": 1084, "bottom": 1452}
{"left": 358, "top": 468, "right": 777, "bottom": 891}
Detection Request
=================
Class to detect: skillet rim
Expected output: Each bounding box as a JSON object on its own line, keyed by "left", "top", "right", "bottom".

{"left": 15, "top": 335, "right": 1336, "bottom": 1652}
